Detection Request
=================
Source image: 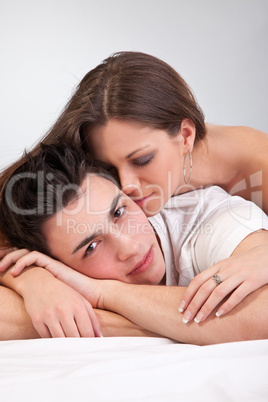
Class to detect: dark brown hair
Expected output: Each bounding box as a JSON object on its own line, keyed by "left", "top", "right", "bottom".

{"left": 0, "top": 142, "right": 115, "bottom": 253}
{"left": 44, "top": 51, "right": 206, "bottom": 146}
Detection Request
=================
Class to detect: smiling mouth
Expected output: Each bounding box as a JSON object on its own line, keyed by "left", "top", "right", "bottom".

{"left": 133, "top": 193, "right": 154, "bottom": 208}
{"left": 127, "top": 247, "right": 154, "bottom": 276}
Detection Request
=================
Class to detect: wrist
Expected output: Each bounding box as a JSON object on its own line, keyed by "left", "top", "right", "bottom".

{"left": 11, "top": 267, "right": 54, "bottom": 297}
{"left": 98, "top": 280, "right": 125, "bottom": 311}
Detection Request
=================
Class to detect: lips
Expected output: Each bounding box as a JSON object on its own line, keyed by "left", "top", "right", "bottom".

{"left": 133, "top": 193, "right": 154, "bottom": 208}
{"left": 127, "top": 247, "right": 154, "bottom": 276}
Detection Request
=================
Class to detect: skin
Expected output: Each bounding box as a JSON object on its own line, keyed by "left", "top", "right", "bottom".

{"left": 2, "top": 234, "right": 268, "bottom": 344}
{"left": 0, "top": 285, "right": 39, "bottom": 340}
{"left": 0, "top": 284, "right": 158, "bottom": 340}
{"left": 90, "top": 119, "right": 188, "bottom": 217}
{"left": 42, "top": 175, "right": 166, "bottom": 285}
{"left": 89, "top": 119, "right": 268, "bottom": 215}
{"left": 0, "top": 173, "right": 166, "bottom": 338}
{"left": 1, "top": 121, "right": 267, "bottom": 329}
{"left": 88, "top": 118, "right": 268, "bottom": 320}
{"left": 1, "top": 173, "right": 268, "bottom": 336}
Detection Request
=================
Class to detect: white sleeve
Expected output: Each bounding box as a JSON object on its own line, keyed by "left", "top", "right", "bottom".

{"left": 191, "top": 199, "right": 268, "bottom": 270}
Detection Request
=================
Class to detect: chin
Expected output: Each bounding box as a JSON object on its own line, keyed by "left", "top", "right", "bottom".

{"left": 150, "top": 273, "right": 166, "bottom": 286}
{"left": 142, "top": 205, "right": 164, "bottom": 217}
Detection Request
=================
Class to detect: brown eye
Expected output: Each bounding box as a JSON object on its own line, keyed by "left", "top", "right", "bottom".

{"left": 114, "top": 206, "right": 125, "bottom": 220}
{"left": 85, "top": 241, "right": 98, "bottom": 256}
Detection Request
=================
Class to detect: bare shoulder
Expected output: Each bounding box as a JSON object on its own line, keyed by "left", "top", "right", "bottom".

{"left": 206, "top": 123, "right": 268, "bottom": 150}
{"left": 229, "top": 125, "right": 268, "bottom": 142}
{"left": 206, "top": 124, "right": 268, "bottom": 214}
{"left": 206, "top": 123, "right": 267, "bottom": 136}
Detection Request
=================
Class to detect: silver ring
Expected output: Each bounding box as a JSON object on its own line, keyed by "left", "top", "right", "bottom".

{"left": 212, "top": 274, "right": 222, "bottom": 286}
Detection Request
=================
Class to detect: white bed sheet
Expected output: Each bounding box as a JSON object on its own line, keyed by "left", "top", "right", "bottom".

{"left": 1, "top": 337, "right": 268, "bottom": 402}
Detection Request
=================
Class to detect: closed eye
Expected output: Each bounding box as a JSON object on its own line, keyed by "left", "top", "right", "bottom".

{"left": 132, "top": 153, "right": 154, "bottom": 167}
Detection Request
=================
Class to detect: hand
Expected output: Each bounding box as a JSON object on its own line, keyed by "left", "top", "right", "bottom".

{"left": 6, "top": 250, "right": 103, "bottom": 309}
{"left": 0, "top": 248, "right": 31, "bottom": 271}
{"left": 0, "top": 246, "right": 14, "bottom": 260}
{"left": 178, "top": 244, "right": 268, "bottom": 323}
{"left": 19, "top": 267, "right": 102, "bottom": 338}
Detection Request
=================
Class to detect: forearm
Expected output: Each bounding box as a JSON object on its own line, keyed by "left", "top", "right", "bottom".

{"left": 0, "top": 264, "right": 58, "bottom": 298}
{"left": 0, "top": 265, "right": 38, "bottom": 340}
{"left": 0, "top": 286, "right": 40, "bottom": 340}
{"left": 0, "top": 285, "right": 157, "bottom": 340}
{"left": 0, "top": 270, "right": 158, "bottom": 340}
{"left": 0, "top": 266, "right": 22, "bottom": 292}
{"left": 100, "top": 281, "right": 268, "bottom": 345}
{"left": 95, "top": 309, "right": 161, "bottom": 338}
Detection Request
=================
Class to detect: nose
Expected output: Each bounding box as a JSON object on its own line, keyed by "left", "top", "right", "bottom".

{"left": 119, "top": 169, "right": 142, "bottom": 197}
{"left": 116, "top": 232, "right": 140, "bottom": 262}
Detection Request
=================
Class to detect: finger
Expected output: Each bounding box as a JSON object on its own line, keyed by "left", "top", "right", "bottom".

{"left": 47, "top": 322, "right": 67, "bottom": 338}
{"left": 193, "top": 276, "right": 243, "bottom": 322}
{"left": 181, "top": 278, "right": 217, "bottom": 323}
{"left": 0, "top": 247, "right": 17, "bottom": 260}
{"left": 58, "top": 315, "right": 81, "bottom": 338}
{"left": 73, "top": 310, "right": 95, "bottom": 338}
{"left": 42, "top": 302, "right": 81, "bottom": 338}
{"left": 33, "top": 322, "right": 53, "bottom": 338}
{"left": 32, "top": 308, "right": 67, "bottom": 338}
{"left": 71, "top": 302, "right": 102, "bottom": 338}
{"left": 178, "top": 265, "right": 221, "bottom": 312}
{"left": 12, "top": 252, "right": 67, "bottom": 277}
{"left": 215, "top": 282, "right": 259, "bottom": 317}
{"left": 0, "top": 249, "right": 30, "bottom": 272}
{"left": 56, "top": 305, "right": 101, "bottom": 338}
{"left": 11, "top": 251, "right": 51, "bottom": 276}
{"left": 84, "top": 303, "right": 103, "bottom": 337}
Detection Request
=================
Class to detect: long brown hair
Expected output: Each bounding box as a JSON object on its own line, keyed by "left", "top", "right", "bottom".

{"left": 44, "top": 51, "right": 206, "bottom": 145}
{"left": 0, "top": 51, "right": 206, "bottom": 244}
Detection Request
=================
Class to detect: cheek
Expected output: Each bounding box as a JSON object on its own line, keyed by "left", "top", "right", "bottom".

{"left": 135, "top": 216, "right": 155, "bottom": 238}
{"left": 149, "top": 155, "right": 180, "bottom": 187}
{"left": 160, "top": 155, "right": 182, "bottom": 192}
{"left": 74, "top": 257, "right": 108, "bottom": 279}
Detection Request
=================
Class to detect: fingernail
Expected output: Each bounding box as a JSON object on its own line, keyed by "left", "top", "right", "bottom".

{"left": 216, "top": 309, "right": 224, "bottom": 317}
{"left": 194, "top": 312, "right": 204, "bottom": 324}
{"left": 182, "top": 311, "right": 191, "bottom": 324}
{"left": 178, "top": 300, "right": 186, "bottom": 313}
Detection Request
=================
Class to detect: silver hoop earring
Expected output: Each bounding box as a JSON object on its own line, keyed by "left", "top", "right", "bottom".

{"left": 183, "top": 151, "right": 192, "bottom": 185}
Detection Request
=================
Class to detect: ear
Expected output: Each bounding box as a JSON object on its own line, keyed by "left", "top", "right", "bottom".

{"left": 179, "top": 119, "right": 196, "bottom": 154}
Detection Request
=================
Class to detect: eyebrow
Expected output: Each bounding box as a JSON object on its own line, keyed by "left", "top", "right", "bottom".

{"left": 72, "top": 193, "right": 122, "bottom": 254}
{"left": 126, "top": 145, "right": 150, "bottom": 159}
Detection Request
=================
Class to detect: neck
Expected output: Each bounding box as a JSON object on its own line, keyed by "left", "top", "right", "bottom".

{"left": 185, "top": 125, "right": 244, "bottom": 192}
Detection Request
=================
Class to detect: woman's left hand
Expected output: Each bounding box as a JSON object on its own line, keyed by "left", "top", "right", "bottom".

{"left": 178, "top": 244, "right": 268, "bottom": 323}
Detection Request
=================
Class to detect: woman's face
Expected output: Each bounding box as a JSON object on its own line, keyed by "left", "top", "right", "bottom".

{"left": 88, "top": 119, "right": 190, "bottom": 216}
{"left": 43, "top": 175, "right": 166, "bottom": 285}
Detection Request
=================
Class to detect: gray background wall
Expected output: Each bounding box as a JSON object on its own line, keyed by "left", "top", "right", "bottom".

{"left": 1, "top": 0, "right": 267, "bottom": 170}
